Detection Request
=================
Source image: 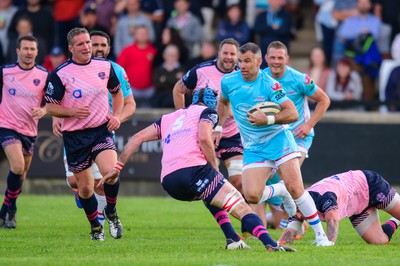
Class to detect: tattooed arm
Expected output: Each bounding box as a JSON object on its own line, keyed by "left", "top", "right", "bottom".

{"left": 324, "top": 209, "right": 339, "bottom": 243}
{"left": 278, "top": 228, "right": 297, "bottom": 244}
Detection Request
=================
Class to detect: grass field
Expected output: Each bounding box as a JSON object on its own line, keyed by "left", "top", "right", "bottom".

{"left": 0, "top": 195, "right": 398, "bottom": 266}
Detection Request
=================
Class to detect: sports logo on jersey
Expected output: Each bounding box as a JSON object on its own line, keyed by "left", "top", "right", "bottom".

{"left": 72, "top": 89, "right": 82, "bottom": 98}
{"left": 255, "top": 96, "right": 265, "bottom": 102}
{"left": 322, "top": 199, "right": 332, "bottom": 212}
{"left": 164, "top": 134, "right": 171, "bottom": 144}
{"left": 208, "top": 113, "right": 218, "bottom": 125}
{"left": 98, "top": 72, "right": 106, "bottom": 80}
{"left": 33, "top": 79, "right": 40, "bottom": 86}
{"left": 271, "top": 82, "right": 282, "bottom": 91}
{"left": 46, "top": 82, "right": 54, "bottom": 96}
{"left": 183, "top": 70, "right": 190, "bottom": 81}
{"left": 304, "top": 76, "right": 311, "bottom": 85}
{"left": 376, "top": 192, "right": 386, "bottom": 202}
{"left": 8, "top": 88, "right": 16, "bottom": 95}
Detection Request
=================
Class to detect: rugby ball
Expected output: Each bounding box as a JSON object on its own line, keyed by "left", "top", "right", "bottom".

{"left": 248, "top": 101, "right": 281, "bottom": 116}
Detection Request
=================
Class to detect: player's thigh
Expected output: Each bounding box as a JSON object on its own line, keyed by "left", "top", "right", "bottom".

{"left": 277, "top": 158, "right": 304, "bottom": 198}
{"left": 4, "top": 143, "right": 25, "bottom": 171}
{"left": 353, "top": 208, "right": 388, "bottom": 244}
{"left": 242, "top": 166, "right": 271, "bottom": 197}
{"left": 94, "top": 149, "right": 117, "bottom": 176}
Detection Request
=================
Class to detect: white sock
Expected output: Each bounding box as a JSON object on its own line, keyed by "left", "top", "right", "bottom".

{"left": 294, "top": 191, "right": 326, "bottom": 239}
{"left": 95, "top": 192, "right": 106, "bottom": 226}
{"left": 258, "top": 181, "right": 287, "bottom": 204}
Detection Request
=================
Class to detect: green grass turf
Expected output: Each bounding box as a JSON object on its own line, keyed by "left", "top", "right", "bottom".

{"left": 0, "top": 195, "right": 398, "bottom": 266}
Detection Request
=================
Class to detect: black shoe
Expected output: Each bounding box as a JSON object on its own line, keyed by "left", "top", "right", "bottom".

{"left": 4, "top": 210, "right": 16, "bottom": 229}
{"left": 266, "top": 244, "right": 297, "bottom": 252}
{"left": 90, "top": 226, "right": 105, "bottom": 241}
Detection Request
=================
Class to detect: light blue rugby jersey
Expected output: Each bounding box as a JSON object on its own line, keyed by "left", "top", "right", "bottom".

{"left": 264, "top": 66, "right": 317, "bottom": 136}
{"left": 108, "top": 60, "right": 132, "bottom": 112}
{"left": 221, "top": 70, "right": 290, "bottom": 150}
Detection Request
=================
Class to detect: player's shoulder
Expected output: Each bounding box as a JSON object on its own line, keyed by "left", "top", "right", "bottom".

{"left": 110, "top": 60, "right": 124, "bottom": 72}
{"left": 2, "top": 63, "right": 17, "bottom": 69}
{"left": 34, "top": 64, "right": 50, "bottom": 74}
{"left": 192, "top": 59, "right": 217, "bottom": 71}
{"left": 286, "top": 66, "right": 307, "bottom": 80}
{"left": 222, "top": 71, "right": 240, "bottom": 82}
{"left": 53, "top": 59, "right": 73, "bottom": 73}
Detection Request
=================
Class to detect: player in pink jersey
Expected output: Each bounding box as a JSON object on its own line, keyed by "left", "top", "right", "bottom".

{"left": 101, "top": 87, "right": 295, "bottom": 252}
{"left": 279, "top": 170, "right": 400, "bottom": 245}
{"left": 0, "top": 35, "right": 49, "bottom": 229}
{"left": 173, "top": 38, "right": 245, "bottom": 194}
{"left": 45, "top": 28, "right": 124, "bottom": 241}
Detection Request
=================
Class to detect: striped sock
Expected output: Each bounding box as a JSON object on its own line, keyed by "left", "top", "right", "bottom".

{"left": 294, "top": 191, "right": 326, "bottom": 239}
{"left": 104, "top": 179, "right": 120, "bottom": 215}
{"left": 242, "top": 213, "right": 277, "bottom": 247}
{"left": 79, "top": 194, "right": 101, "bottom": 228}
{"left": 5, "top": 171, "right": 22, "bottom": 211}
{"left": 204, "top": 202, "right": 239, "bottom": 241}
{"left": 382, "top": 219, "right": 398, "bottom": 241}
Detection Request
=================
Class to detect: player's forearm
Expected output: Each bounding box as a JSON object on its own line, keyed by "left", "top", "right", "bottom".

{"left": 46, "top": 103, "right": 74, "bottom": 118}
{"left": 119, "top": 95, "right": 136, "bottom": 123}
{"left": 278, "top": 228, "right": 297, "bottom": 244}
{"left": 199, "top": 139, "right": 218, "bottom": 169}
{"left": 111, "top": 91, "right": 124, "bottom": 118}
{"left": 216, "top": 100, "right": 230, "bottom": 127}
{"left": 326, "top": 219, "right": 339, "bottom": 243}
{"left": 307, "top": 93, "right": 330, "bottom": 128}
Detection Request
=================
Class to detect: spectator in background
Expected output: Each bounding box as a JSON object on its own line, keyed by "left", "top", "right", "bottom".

{"left": 391, "top": 33, "right": 400, "bottom": 63}
{"left": 6, "top": 16, "right": 47, "bottom": 64}
{"left": 78, "top": 4, "right": 109, "bottom": 37}
{"left": 9, "top": 0, "right": 54, "bottom": 56}
{"left": 42, "top": 46, "right": 66, "bottom": 72}
{"left": 326, "top": 57, "right": 363, "bottom": 106}
{"left": 113, "top": 0, "right": 155, "bottom": 57}
{"left": 151, "top": 44, "right": 185, "bottom": 108}
{"left": 153, "top": 26, "right": 188, "bottom": 68}
{"left": 216, "top": 3, "right": 250, "bottom": 45}
{"left": 373, "top": 0, "right": 400, "bottom": 43}
{"left": 117, "top": 25, "right": 157, "bottom": 108}
{"left": 84, "top": 0, "right": 117, "bottom": 36}
{"left": 185, "top": 40, "right": 217, "bottom": 70}
{"left": 166, "top": 0, "right": 203, "bottom": 59}
{"left": 52, "top": 0, "right": 85, "bottom": 53}
{"left": 336, "top": 0, "right": 381, "bottom": 102}
{"left": 384, "top": 66, "right": 400, "bottom": 111}
{"left": 0, "top": 0, "right": 18, "bottom": 61}
{"left": 162, "top": 0, "right": 204, "bottom": 26}
{"left": 306, "top": 46, "right": 332, "bottom": 92}
{"left": 253, "top": 0, "right": 293, "bottom": 69}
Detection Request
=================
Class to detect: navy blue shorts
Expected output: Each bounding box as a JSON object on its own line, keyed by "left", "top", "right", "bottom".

{"left": 63, "top": 123, "right": 116, "bottom": 173}
{"left": 0, "top": 127, "right": 36, "bottom": 156}
{"left": 362, "top": 170, "right": 394, "bottom": 208}
{"left": 161, "top": 163, "right": 226, "bottom": 203}
{"left": 215, "top": 133, "right": 243, "bottom": 161}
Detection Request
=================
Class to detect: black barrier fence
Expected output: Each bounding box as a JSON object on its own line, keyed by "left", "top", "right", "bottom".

{"left": 27, "top": 113, "right": 400, "bottom": 185}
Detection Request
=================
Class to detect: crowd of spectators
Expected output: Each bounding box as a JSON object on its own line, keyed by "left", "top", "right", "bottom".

{"left": 0, "top": 0, "right": 399, "bottom": 111}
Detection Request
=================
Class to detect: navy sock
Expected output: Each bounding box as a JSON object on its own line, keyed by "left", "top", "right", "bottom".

{"left": 242, "top": 213, "right": 277, "bottom": 247}
{"left": 204, "top": 201, "right": 240, "bottom": 241}
{"left": 4, "top": 171, "right": 22, "bottom": 211}
{"left": 0, "top": 191, "right": 7, "bottom": 218}
{"left": 104, "top": 179, "right": 120, "bottom": 215}
{"left": 382, "top": 220, "right": 398, "bottom": 241}
{"left": 79, "top": 194, "right": 101, "bottom": 228}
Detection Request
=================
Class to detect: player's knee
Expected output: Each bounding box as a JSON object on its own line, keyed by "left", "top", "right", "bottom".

{"left": 226, "top": 160, "right": 242, "bottom": 177}
{"left": 244, "top": 193, "right": 261, "bottom": 204}
{"left": 78, "top": 184, "right": 94, "bottom": 197}
{"left": 221, "top": 189, "right": 245, "bottom": 214}
{"left": 228, "top": 175, "right": 242, "bottom": 192}
{"left": 10, "top": 163, "right": 24, "bottom": 175}
{"left": 66, "top": 175, "right": 78, "bottom": 189}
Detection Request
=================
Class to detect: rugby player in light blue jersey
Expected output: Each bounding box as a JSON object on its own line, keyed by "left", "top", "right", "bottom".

{"left": 259, "top": 41, "right": 330, "bottom": 231}
{"left": 217, "top": 42, "right": 333, "bottom": 246}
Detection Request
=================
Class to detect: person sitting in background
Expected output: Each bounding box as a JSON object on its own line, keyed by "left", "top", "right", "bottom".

{"left": 216, "top": 3, "right": 250, "bottom": 45}
{"left": 42, "top": 46, "right": 67, "bottom": 72}
{"left": 151, "top": 44, "right": 185, "bottom": 108}
{"left": 166, "top": 0, "right": 203, "bottom": 59}
{"left": 153, "top": 26, "right": 188, "bottom": 69}
{"left": 6, "top": 16, "right": 47, "bottom": 64}
{"left": 117, "top": 25, "right": 157, "bottom": 107}
{"left": 326, "top": 57, "right": 363, "bottom": 107}
{"left": 384, "top": 65, "right": 400, "bottom": 111}
{"left": 78, "top": 4, "right": 110, "bottom": 37}
{"left": 185, "top": 40, "right": 217, "bottom": 70}
{"left": 306, "top": 46, "right": 332, "bottom": 92}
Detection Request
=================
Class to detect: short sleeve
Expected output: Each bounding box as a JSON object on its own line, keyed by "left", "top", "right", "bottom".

{"left": 200, "top": 108, "right": 219, "bottom": 128}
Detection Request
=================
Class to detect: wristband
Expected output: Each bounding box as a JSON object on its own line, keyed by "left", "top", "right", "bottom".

{"left": 113, "top": 161, "right": 124, "bottom": 172}
{"left": 214, "top": 125, "right": 223, "bottom": 133}
{"left": 267, "top": 115, "right": 275, "bottom": 125}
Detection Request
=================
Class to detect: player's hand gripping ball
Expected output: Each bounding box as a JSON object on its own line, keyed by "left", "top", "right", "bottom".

{"left": 248, "top": 101, "right": 281, "bottom": 117}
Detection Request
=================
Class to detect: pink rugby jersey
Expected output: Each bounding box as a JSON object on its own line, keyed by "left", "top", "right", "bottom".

{"left": 0, "top": 64, "right": 49, "bottom": 136}
{"left": 45, "top": 58, "right": 120, "bottom": 132}
{"left": 153, "top": 104, "right": 218, "bottom": 181}
{"left": 307, "top": 170, "right": 370, "bottom": 221}
{"left": 181, "top": 60, "right": 239, "bottom": 138}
